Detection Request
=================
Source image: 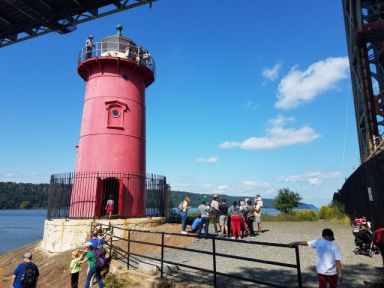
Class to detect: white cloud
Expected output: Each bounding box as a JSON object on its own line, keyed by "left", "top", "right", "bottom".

{"left": 277, "top": 171, "right": 341, "bottom": 186}
{"left": 217, "top": 185, "right": 229, "bottom": 191}
{"left": 219, "top": 115, "right": 320, "bottom": 150}
{"left": 242, "top": 180, "right": 270, "bottom": 189}
{"left": 276, "top": 56, "right": 350, "bottom": 109}
{"left": 0, "top": 171, "right": 40, "bottom": 183}
{"left": 196, "top": 156, "right": 219, "bottom": 163}
{"left": 262, "top": 63, "right": 281, "bottom": 81}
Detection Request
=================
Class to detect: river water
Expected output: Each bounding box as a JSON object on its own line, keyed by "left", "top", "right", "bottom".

{"left": 0, "top": 209, "right": 46, "bottom": 253}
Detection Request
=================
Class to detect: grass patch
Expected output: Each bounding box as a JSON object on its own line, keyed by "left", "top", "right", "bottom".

{"left": 263, "top": 210, "right": 319, "bottom": 222}
{"left": 103, "top": 273, "right": 141, "bottom": 288}
{"left": 319, "top": 202, "right": 351, "bottom": 224}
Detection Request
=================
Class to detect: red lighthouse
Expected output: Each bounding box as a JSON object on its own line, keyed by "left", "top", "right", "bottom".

{"left": 69, "top": 26, "right": 155, "bottom": 218}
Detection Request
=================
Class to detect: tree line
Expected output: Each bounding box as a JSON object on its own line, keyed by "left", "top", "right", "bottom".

{"left": 0, "top": 182, "right": 49, "bottom": 209}
{"left": 0, "top": 181, "right": 307, "bottom": 214}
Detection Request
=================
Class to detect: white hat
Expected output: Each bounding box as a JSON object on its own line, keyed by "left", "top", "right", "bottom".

{"left": 83, "top": 241, "right": 93, "bottom": 247}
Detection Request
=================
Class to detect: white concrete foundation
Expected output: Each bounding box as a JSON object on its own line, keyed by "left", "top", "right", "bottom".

{"left": 42, "top": 217, "right": 165, "bottom": 253}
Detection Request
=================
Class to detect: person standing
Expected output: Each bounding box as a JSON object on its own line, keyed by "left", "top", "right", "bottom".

{"left": 85, "top": 35, "right": 94, "bottom": 59}
{"left": 197, "top": 201, "right": 210, "bottom": 238}
{"left": 228, "top": 201, "right": 241, "bottom": 239}
{"left": 210, "top": 195, "right": 220, "bottom": 233}
{"left": 105, "top": 196, "right": 114, "bottom": 219}
{"left": 254, "top": 194, "right": 263, "bottom": 233}
{"left": 12, "top": 252, "right": 39, "bottom": 288}
{"left": 218, "top": 199, "right": 229, "bottom": 237}
{"left": 81, "top": 242, "right": 104, "bottom": 288}
{"left": 245, "top": 200, "right": 255, "bottom": 237}
{"left": 180, "top": 195, "right": 190, "bottom": 234}
{"left": 69, "top": 250, "right": 83, "bottom": 288}
{"left": 289, "top": 228, "right": 343, "bottom": 288}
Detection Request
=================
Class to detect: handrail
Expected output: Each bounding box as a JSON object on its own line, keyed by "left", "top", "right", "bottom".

{"left": 94, "top": 222, "right": 303, "bottom": 288}
{"left": 78, "top": 41, "right": 156, "bottom": 76}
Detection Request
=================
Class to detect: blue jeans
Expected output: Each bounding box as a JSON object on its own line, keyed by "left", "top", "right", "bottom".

{"left": 84, "top": 267, "right": 103, "bottom": 288}
{"left": 181, "top": 211, "right": 188, "bottom": 232}
{"left": 197, "top": 217, "right": 209, "bottom": 237}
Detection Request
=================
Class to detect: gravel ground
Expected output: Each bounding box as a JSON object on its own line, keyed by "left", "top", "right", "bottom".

{"left": 145, "top": 222, "right": 383, "bottom": 288}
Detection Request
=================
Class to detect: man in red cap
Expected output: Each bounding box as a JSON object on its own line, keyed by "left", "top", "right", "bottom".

{"left": 289, "top": 228, "right": 343, "bottom": 288}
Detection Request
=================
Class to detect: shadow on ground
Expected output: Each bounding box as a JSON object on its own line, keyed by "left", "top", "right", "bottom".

{"left": 163, "top": 263, "right": 383, "bottom": 288}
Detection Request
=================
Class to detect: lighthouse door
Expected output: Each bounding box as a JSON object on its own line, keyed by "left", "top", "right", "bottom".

{"left": 100, "top": 178, "right": 119, "bottom": 218}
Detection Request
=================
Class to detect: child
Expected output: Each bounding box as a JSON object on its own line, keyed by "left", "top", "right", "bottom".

{"left": 105, "top": 195, "right": 114, "bottom": 219}
{"left": 69, "top": 250, "right": 82, "bottom": 288}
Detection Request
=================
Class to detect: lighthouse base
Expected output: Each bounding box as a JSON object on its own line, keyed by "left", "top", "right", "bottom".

{"left": 42, "top": 217, "right": 165, "bottom": 253}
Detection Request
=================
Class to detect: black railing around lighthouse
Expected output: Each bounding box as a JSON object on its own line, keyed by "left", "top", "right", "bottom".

{"left": 47, "top": 172, "right": 169, "bottom": 219}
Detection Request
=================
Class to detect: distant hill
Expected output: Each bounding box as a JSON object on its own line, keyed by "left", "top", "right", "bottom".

{"left": 170, "top": 190, "right": 318, "bottom": 210}
{"left": 0, "top": 182, "right": 49, "bottom": 209}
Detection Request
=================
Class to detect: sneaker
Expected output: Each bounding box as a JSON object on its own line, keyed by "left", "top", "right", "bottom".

{"left": 181, "top": 231, "right": 188, "bottom": 235}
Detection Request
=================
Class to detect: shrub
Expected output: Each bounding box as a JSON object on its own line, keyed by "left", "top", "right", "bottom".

{"left": 273, "top": 188, "right": 302, "bottom": 214}
{"left": 319, "top": 201, "right": 347, "bottom": 220}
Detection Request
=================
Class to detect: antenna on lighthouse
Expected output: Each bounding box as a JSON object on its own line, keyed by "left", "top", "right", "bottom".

{"left": 116, "top": 24, "right": 123, "bottom": 36}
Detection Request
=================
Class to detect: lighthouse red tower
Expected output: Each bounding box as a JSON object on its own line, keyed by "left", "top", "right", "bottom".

{"left": 69, "top": 26, "right": 155, "bottom": 218}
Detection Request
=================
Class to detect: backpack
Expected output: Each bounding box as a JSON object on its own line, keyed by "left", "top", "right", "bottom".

{"left": 20, "top": 263, "right": 37, "bottom": 288}
{"left": 178, "top": 202, "right": 183, "bottom": 211}
{"left": 93, "top": 248, "right": 107, "bottom": 268}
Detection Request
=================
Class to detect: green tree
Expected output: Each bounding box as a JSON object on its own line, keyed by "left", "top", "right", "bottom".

{"left": 273, "top": 188, "right": 302, "bottom": 214}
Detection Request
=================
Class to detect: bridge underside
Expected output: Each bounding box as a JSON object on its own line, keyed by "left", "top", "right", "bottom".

{"left": 0, "top": 0, "right": 155, "bottom": 48}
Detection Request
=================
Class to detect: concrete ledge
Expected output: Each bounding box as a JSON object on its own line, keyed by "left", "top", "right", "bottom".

{"left": 42, "top": 217, "right": 165, "bottom": 253}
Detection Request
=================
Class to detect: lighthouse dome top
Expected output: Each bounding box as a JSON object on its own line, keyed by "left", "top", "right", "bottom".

{"left": 99, "top": 24, "right": 138, "bottom": 50}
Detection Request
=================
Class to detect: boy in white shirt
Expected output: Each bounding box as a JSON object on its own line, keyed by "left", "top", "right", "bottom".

{"left": 289, "top": 228, "right": 343, "bottom": 288}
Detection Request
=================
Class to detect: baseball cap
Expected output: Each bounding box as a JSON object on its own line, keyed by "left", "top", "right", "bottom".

{"left": 322, "top": 228, "right": 335, "bottom": 241}
{"left": 83, "top": 241, "right": 93, "bottom": 247}
{"left": 88, "top": 35, "right": 94, "bottom": 38}
{"left": 23, "top": 252, "right": 32, "bottom": 259}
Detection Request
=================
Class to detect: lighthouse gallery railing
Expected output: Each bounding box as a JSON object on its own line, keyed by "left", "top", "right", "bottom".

{"left": 78, "top": 41, "right": 156, "bottom": 75}
{"left": 47, "top": 172, "right": 169, "bottom": 219}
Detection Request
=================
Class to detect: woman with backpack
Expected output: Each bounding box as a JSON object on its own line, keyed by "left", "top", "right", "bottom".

{"left": 80, "top": 242, "right": 104, "bottom": 288}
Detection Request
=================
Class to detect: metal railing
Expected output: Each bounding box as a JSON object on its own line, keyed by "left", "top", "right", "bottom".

{"left": 47, "top": 172, "right": 169, "bottom": 219}
{"left": 99, "top": 223, "right": 303, "bottom": 288}
{"left": 78, "top": 41, "right": 156, "bottom": 75}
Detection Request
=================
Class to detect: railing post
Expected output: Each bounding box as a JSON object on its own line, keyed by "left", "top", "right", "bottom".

{"left": 212, "top": 236, "right": 217, "bottom": 288}
{"left": 109, "top": 225, "right": 113, "bottom": 259}
{"left": 161, "top": 232, "right": 165, "bottom": 278}
{"left": 295, "top": 245, "right": 302, "bottom": 288}
{"left": 127, "top": 230, "right": 131, "bottom": 270}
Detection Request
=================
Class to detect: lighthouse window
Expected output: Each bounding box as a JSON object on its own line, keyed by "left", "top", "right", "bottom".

{"left": 112, "top": 109, "right": 120, "bottom": 118}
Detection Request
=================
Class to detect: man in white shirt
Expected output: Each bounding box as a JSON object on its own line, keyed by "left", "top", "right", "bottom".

{"left": 289, "top": 228, "right": 343, "bottom": 288}
{"left": 254, "top": 195, "right": 263, "bottom": 232}
{"left": 210, "top": 195, "right": 220, "bottom": 233}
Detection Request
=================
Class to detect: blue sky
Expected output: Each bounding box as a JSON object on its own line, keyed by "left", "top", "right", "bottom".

{"left": 0, "top": 0, "right": 359, "bottom": 207}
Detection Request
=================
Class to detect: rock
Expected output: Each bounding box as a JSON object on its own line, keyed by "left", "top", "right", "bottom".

{"left": 138, "top": 259, "right": 179, "bottom": 275}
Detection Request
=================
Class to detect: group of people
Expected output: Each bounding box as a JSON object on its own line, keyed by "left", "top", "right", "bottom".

{"left": 179, "top": 194, "right": 343, "bottom": 287}
{"left": 84, "top": 35, "right": 152, "bottom": 69}
{"left": 180, "top": 194, "right": 264, "bottom": 239}
{"left": 70, "top": 228, "right": 113, "bottom": 288}
{"left": 12, "top": 229, "right": 112, "bottom": 288}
